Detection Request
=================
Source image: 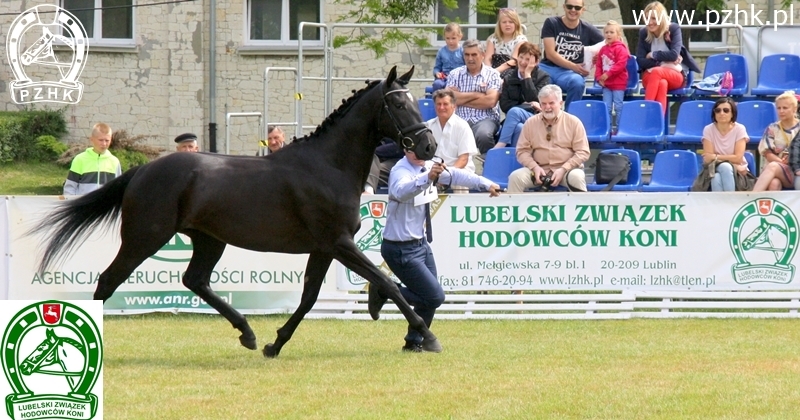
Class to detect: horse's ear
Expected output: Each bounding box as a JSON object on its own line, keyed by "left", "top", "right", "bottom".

{"left": 386, "top": 66, "right": 398, "bottom": 87}
{"left": 398, "top": 66, "right": 414, "bottom": 85}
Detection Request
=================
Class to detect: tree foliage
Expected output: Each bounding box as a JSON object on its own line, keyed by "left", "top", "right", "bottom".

{"left": 332, "top": 0, "right": 545, "bottom": 57}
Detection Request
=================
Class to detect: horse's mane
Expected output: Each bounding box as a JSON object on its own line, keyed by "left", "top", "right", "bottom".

{"left": 290, "top": 79, "right": 383, "bottom": 145}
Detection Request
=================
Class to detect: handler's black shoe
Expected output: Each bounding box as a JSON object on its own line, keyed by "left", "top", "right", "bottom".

{"left": 368, "top": 284, "right": 386, "bottom": 321}
{"left": 402, "top": 341, "right": 423, "bottom": 353}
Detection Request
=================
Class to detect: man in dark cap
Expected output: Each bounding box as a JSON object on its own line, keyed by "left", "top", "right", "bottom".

{"left": 175, "top": 133, "right": 199, "bottom": 152}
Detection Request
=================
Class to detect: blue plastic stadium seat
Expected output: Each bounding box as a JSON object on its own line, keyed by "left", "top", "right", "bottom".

{"left": 665, "top": 100, "right": 715, "bottom": 145}
{"left": 641, "top": 150, "right": 699, "bottom": 192}
{"left": 751, "top": 54, "right": 800, "bottom": 96}
{"left": 744, "top": 150, "right": 756, "bottom": 175}
{"left": 567, "top": 100, "right": 610, "bottom": 143}
{"left": 736, "top": 101, "right": 777, "bottom": 144}
{"left": 418, "top": 98, "right": 436, "bottom": 121}
{"left": 587, "top": 149, "right": 642, "bottom": 191}
{"left": 482, "top": 148, "right": 522, "bottom": 189}
{"left": 613, "top": 100, "right": 665, "bottom": 143}
{"left": 694, "top": 53, "right": 749, "bottom": 97}
{"left": 586, "top": 56, "right": 640, "bottom": 96}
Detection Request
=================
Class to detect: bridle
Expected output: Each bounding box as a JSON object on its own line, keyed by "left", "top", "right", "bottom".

{"left": 382, "top": 86, "right": 432, "bottom": 152}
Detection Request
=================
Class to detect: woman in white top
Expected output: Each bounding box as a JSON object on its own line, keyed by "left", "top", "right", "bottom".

{"left": 701, "top": 97, "right": 749, "bottom": 191}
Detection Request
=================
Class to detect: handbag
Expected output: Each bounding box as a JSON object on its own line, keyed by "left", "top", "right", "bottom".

{"left": 595, "top": 153, "right": 631, "bottom": 191}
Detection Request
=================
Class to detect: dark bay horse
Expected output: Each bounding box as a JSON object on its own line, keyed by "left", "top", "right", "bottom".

{"left": 29, "top": 66, "right": 441, "bottom": 357}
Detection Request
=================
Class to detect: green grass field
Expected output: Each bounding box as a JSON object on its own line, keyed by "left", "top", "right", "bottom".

{"left": 103, "top": 314, "right": 800, "bottom": 419}
{"left": 0, "top": 162, "right": 65, "bottom": 195}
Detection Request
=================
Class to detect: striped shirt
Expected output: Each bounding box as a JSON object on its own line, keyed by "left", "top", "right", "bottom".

{"left": 446, "top": 64, "right": 502, "bottom": 124}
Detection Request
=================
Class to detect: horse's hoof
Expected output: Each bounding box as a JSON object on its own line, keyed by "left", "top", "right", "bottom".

{"left": 421, "top": 338, "right": 442, "bottom": 353}
{"left": 239, "top": 333, "right": 257, "bottom": 350}
{"left": 262, "top": 343, "right": 280, "bottom": 358}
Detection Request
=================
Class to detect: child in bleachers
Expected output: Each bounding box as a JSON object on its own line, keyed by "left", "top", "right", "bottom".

{"left": 484, "top": 8, "right": 527, "bottom": 78}
{"left": 432, "top": 23, "right": 464, "bottom": 91}
{"left": 595, "top": 20, "right": 629, "bottom": 135}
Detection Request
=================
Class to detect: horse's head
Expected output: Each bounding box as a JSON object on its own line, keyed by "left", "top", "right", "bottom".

{"left": 381, "top": 66, "right": 437, "bottom": 161}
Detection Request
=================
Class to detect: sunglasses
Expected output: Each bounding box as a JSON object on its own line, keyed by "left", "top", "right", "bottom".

{"left": 565, "top": 4, "right": 583, "bottom": 11}
{"left": 546, "top": 124, "right": 553, "bottom": 141}
{"left": 714, "top": 107, "right": 731, "bottom": 114}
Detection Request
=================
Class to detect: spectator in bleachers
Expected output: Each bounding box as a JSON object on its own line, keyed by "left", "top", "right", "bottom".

{"left": 753, "top": 92, "right": 800, "bottom": 191}
{"left": 507, "top": 84, "right": 590, "bottom": 192}
{"left": 432, "top": 23, "right": 464, "bottom": 92}
{"left": 495, "top": 42, "right": 550, "bottom": 149}
{"left": 635, "top": 1, "right": 700, "bottom": 116}
{"left": 595, "top": 20, "right": 629, "bottom": 134}
{"left": 700, "top": 98, "right": 749, "bottom": 191}
{"left": 428, "top": 89, "right": 478, "bottom": 176}
{"left": 484, "top": 8, "right": 527, "bottom": 79}
{"left": 446, "top": 39, "right": 502, "bottom": 154}
{"left": 538, "top": 0, "right": 604, "bottom": 109}
{"left": 266, "top": 125, "right": 286, "bottom": 154}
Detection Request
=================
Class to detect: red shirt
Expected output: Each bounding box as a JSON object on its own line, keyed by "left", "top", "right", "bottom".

{"left": 595, "top": 40, "right": 629, "bottom": 91}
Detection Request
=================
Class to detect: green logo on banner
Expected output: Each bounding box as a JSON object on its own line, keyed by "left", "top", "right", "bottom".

{"left": 347, "top": 200, "right": 388, "bottom": 285}
{"left": 730, "top": 198, "right": 798, "bottom": 284}
{"left": 2, "top": 301, "right": 102, "bottom": 420}
{"left": 150, "top": 233, "right": 193, "bottom": 262}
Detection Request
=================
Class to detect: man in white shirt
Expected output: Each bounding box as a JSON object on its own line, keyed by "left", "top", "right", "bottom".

{"left": 427, "top": 90, "right": 479, "bottom": 191}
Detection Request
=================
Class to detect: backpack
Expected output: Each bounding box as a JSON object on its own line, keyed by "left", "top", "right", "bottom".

{"left": 719, "top": 71, "right": 734, "bottom": 96}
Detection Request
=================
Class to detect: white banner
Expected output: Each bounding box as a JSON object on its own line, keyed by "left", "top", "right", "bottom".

{"left": 6, "top": 197, "right": 311, "bottom": 313}
{"left": 5, "top": 193, "right": 800, "bottom": 312}
{"left": 339, "top": 193, "right": 800, "bottom": 291}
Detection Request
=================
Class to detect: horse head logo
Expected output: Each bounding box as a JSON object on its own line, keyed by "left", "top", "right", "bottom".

{"left": 2, "top": 301, "right": 103, "bottom": 420}
{"left": 6, "top": 4, "right": 89, "bottom": 104}
{"left": 730, "top": 198, "right": 798, "bottom": 284}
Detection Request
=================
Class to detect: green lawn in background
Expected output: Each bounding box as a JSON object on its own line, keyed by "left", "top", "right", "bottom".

{"left": 0, "top": 161, "right": 65, "bottom": 195}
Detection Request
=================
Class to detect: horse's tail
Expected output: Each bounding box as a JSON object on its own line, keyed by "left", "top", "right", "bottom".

{"left": 28, "top": 165, "right": 143, "bottom": 273}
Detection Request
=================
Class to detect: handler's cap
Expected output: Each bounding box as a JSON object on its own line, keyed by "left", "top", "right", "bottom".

{"left": 174, "top": 133, "right": 198, "bottom": 143}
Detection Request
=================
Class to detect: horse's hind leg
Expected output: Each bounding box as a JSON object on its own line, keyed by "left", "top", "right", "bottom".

{"left": 333, "top": 238, "right": 441, "bottom": 352}
{"left": 94, "top": 231, "right": 174, "bottom": 302}
{"left": 181, "top": 230, "right": 256, "bottom": 350}
{"left": 263, "top": 251, "right": 333, "bottom": 358}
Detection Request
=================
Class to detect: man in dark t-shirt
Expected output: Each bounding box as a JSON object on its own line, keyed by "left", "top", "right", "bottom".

{"left": 539, "top": 0, "right": 604, "bottom": 108}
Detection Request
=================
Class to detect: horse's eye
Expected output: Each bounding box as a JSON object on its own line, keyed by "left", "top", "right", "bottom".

{"left": 395, "top": 103, "right": 405, "bottom": 110}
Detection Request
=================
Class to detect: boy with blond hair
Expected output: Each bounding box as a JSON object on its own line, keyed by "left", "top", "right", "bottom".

{"left": 63, "top": 123, "right": 122, "bottom": 195}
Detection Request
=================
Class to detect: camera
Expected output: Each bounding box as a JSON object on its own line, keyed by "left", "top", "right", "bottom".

{"left": 540, "top": 170, "right": 554, "bottom": 192}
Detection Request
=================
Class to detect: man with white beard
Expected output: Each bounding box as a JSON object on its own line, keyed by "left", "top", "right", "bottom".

{"left": 507, "top": 84, "right": 590, "bottom": 192}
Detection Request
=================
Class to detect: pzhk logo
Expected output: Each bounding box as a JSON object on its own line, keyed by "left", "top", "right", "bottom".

{"left": 2, "top": 301, "right": 102, "bottom": 420}
{"left": 7, "top": 5, "right": 89, "bottom": 104}
{"left": 730, "top": 198, "right": 798, "bottom": 284}
{"left": 346, "top": 200, "right": 388, "bottom": 285}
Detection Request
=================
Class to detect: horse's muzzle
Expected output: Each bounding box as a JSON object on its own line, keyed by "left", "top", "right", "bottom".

{"left": 413, "top": 130, "right": 437, "bottom": 161}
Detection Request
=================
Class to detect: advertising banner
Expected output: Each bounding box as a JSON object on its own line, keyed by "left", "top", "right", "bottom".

{"left": 6, "top": 197, "right": 308, "bottom": 314}
{"left": 339, "top": 193, "right": 800, "bottom": 292}
{"left": 5, "top": 193, "right": 800, "bottom": 313}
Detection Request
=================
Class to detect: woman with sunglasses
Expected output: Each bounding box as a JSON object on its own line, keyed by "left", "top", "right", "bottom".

{"left": 636, "top": 1, "right": 701, "bottom": 116}
{"left": 752, "top": 91, "right": 800, "bottom": 191}
{"left": 701, "top": 98, "right": 749, "bottom": 191}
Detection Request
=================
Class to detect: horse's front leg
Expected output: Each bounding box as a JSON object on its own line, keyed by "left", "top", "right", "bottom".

{"left": 183, "top": 231, "right": 257, "bottom": 350}
{"left": 263, "top": 251, "right": 333, "bottom": 358}
{"left": 334, "top": 239, "right": 441, "bottom": 353}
